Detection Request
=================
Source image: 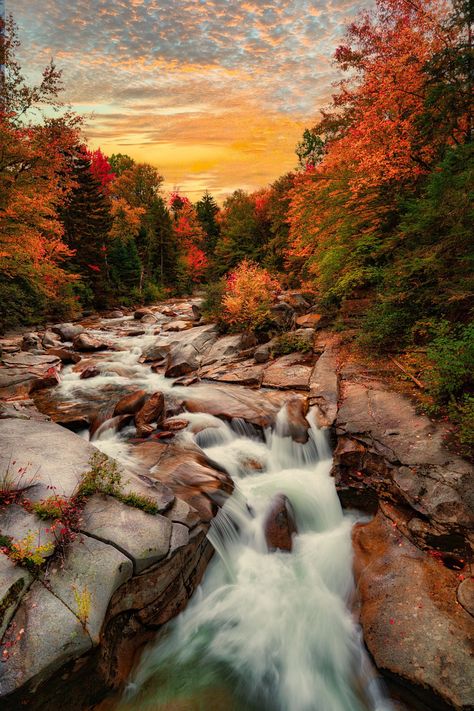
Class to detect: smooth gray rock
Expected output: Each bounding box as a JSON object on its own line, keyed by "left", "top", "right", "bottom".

{"left": 52, "top": 323, "right": 84, "bottom": 342}
{"left": 0, "top": 505, "right": 56, "bottom": 557}
{"left": 0, "top": 553, "right": 32, "bottom": 641}
{"left": 262, "top": 353, "right": 314, "bottom": 390}
{"left": 0, "top": 581, "right": 91, "bottom": 697}
{"left": 0, "top": 419, "right": 98, "bottom": 501}
{"left": 80, "top": 495, "right": 172, "bottom": 573}
{"left": 1, "top": 353, "right": 60, "bottom": 369}
{"left": 42, "top": 535, "right": 132, "bottom": 644}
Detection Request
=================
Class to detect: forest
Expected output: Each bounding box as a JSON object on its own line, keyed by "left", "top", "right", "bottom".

{"left": 0, "top": 0, "right": 472, "bottom": 445}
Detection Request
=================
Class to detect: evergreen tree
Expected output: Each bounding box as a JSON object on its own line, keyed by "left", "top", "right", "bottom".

{"left": 62, "top": 149, "right": 112, "bottom": 308}
{"left": 108, "top": 237, "right": 141, "bottom": 295}
{"left": 196, "top": 191, "right": 220, "bottom": 255}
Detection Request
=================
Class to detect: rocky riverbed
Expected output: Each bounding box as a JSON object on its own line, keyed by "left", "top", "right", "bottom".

{"left": 0, "top": 296, "right": 472, "bottom": 710}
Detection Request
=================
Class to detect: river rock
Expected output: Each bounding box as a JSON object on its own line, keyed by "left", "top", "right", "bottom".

{"left": 133, "top": 308, "right": 154, "bottom": 321}
{"left": 262, "top": 352, "right": 314, "bottom": 390}
{"left": 163, "top": 320, "right": 193, "bottom": 332}
{"left": 0, "top": 504, "right": 57, "bottom": 555}
{"left": 42, "top": 331, "right": 61, "bottom": 348}
{"left": 106, "top": 310, "right": 124, "bottom": 319}
{"left": 201, "top": 333, "right": 256, "bottom": 367}
{"left": 269, "top": 302, "right": 295, "bottom": 330}
{"left": 52, "top": 323, "right": 84, "bottom": 342}
{"left": 21, "top": 333, "right": 42, "bottom": 351}
{"left": 309, "top": 345, "right": 338, "bottom": 427}
{"left": 79, "top": 365, "right": 100, "bottom": 380}
{"left": 0, "top": 581, "right": 91, "bottom": 698}
{"left": 165, "top": 343, "right": 199, "bottom": 377}
{"left": 80, "top": 495, "right": 172, "bottom": 574}
{"left": 295, "top": 313, "right": 324, "bottom": 328}
{"left": 113, "top": 390, "right": 147, "bottom": 417}
{"left": 353, "top": 512, "right": 474, "bottom": 711}
{"left": 0, "top": 553, "right": 32, "bottom": 641}
{"left": 279, "top": 397, "right": 310, "bottom": 443}
{"left": 72, "top": 333, "right": 109, "bottom": 352}
{"left": 191, "top": 304, "right": 202, "bottom": 321}
{"left": 263, "top": 493, "right": 297, "bottom": 552}
{"left": 45, "top": 347, "right": 81, "bottom": 364}
{"left": 135, "top": 391, "right": 165, "bottom": 437}
{"left": 41, "top": 535, "right": 132, "bottom": 644}
{"left": 457, "top": 577, "right": 474, "bottom": 616}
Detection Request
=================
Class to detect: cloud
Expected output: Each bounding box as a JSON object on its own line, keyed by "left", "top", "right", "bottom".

{"left": 11, "top": 0, "right": 368, "bottom": 198}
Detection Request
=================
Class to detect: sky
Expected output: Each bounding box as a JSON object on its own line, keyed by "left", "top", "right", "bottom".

{"left": 11, "top": 0, "right": 366, "bottom": 201}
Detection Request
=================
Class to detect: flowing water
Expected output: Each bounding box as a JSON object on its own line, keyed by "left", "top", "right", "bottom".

{"left": 54, "top": 312, "right": 393, "bottom": 711}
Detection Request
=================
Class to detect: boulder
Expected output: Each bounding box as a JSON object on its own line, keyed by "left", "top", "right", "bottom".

{"left": 135, "top": 391, "right": 165, "bottom": 437}
{"left": 201, "top": 333, "right": 256, "bottom": 367}
{"left": 165, "top": 343, "right": 199, "bottom": 378}
{"left": 106, "top": 310, "right": 124, "bottom": 319}
{"left": 133, "top": 308, "right": 154, "bottom": 321}
{"left": 295, "top": 313, "right": 324, "bottom": 328}
{"left": 42, "top": 331, "right": 61, "bottom": 348}
{"left": 72, "top": 333, "right": 108, "bottom": 352}
{"left": 309, "top": 346, "right": 338, "bottom": 427}
{"left": 353, "top": 512, "right": 474, "bottom": 711}
{"left": 254, "top": 340, "right": 276, "bottom": 364}
{"left": 163, "top": 320, "right": 193, "bottom": 332}
{"left": 263, "top": 493, "right": 297, "bottom": 552}
{"left": 262, "top": 352, "right": 314, "bottom": 390}
{"left": 45, "top": 347, "right": 81, "bottom": 365}
{"left": 80, "top": 495, "right": 172, "bottom": 574}
{"left": 191, "top": 304, "right": 202, "bottom": 321}
{"left": 0, "top": 553, "right": 32, "bottom": 641}
{"left": 279, "top": 397, "right": 310, "bottom": 444}
{"left": 21, "top": 333, "right": 42, "bottom": 351}
{"left": 79, "top": 365, "right": 100, "bottom": 380}
{"left": 269, "top": 301, "right": 295, "bottom": 330}
{"left": 200, "top": 359, "right": 264, "bottom": 387}
{"left": 52, "top": 323, "right": 84, "bottom": 342}
{"left": 113, "top": 390, "right": 147, "bottom": 417}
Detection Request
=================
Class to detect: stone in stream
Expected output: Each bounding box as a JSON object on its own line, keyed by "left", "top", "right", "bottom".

{"left": 52, "top": 322, "right": 84, "bottom": 342}
{"left": 308, "top": 344, "right": 338, "bottom": 428}
{"left": 72, "top": 332, "right": 109, "bottom": 352}
{"left": 45, "top": 347, "right": 81, "bottom": 364}
{"left": 79, "top": 365, "right": 100, "bottom": 380}
{"left": 21, "top": 333, "right": 42, "bottom": 351}
{"left": 133, "top": 307, "right": 154, "bottom": 320}
{"left": 165, "top": 343, "right": 199, "bottom": 377}
{"left": 163, "top": 320, "right": 193, "bottom": 332}
{"left": 353, "top": 511, "right": 474, "bottom": 711}
{"left": 279, "top": 396, "right": 311, "bottom": 444}
{"left": 113, "top": 389, "right": 147, "bottom": 416}
{"left": 263, "top": 493, "right": 297, "bottom": 552}
{"left": 134, "top": 391, "right": 165, "bottom": 437}
{"left": 42, "top": 330, "right": 62, "bottom": 348}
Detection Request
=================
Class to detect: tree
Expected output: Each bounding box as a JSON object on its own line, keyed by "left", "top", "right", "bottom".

{"left": 214, "top": 190, "right": 263, "bottom": 274}
{"left": 295, "top": 129, "right": 326, "bottom": 169}
{"left": 109, "top": 153, "right": 135, "bottom": 177}
{"left": 196, "top": 191, "right": 220, "bottom": 255}
{"left": 62, "top": 148, "right": 113, "bottom": 308}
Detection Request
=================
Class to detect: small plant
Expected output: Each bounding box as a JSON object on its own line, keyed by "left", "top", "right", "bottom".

{"left": 72, "top": 584, "right": 92, "bottom": 631}
{"left": 0, "top": 459, "right": 38, "bottom": 507}
{"left": 32, "top": 495, "right": 70, "bottom": 520}
{"left": 449, "top": 395, "right": 474, "bottom": 455}
{"left": 78, "top": 451, "right": 122, "bottom": 497}
{"left": 117, "top": 492, "right": 159, "bottom": 514}
{"left": 6, "top": 532, "right": 54, "bottom": 568}
{"left": 271, "top": 332, "right": 313, "bottom": 357}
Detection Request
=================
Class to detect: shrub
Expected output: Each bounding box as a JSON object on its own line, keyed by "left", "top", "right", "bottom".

{"left": 425, "top": 321, "right": 474, "bottom": 403}
{"left": 32, "top": 495, "right": 71, "bottom": 520}
{"left": 78, "top": 452, "right": 122, "bottom": 497}
{"left": 222, "top": 260, "right": 280, "bottom": 333}
{"left": 72, "top": 584, "right": 92, "bottom": 631}
{"left": 271, "top": 332, "right": 313, "bottom": 357}
{"left": 6, "top": 532, "right": 54, "bottom": 568}
{"left": 201, "top": 278, "right": 227, "bottom": 327}
{"left": 449, "top": 395, "right": 474, "bottom": 453}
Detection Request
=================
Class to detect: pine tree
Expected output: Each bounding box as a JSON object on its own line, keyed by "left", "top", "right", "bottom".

{"left": 62, "top": 150, "right": 112, "bottom": 308}
{"left": 196, "top": 191, "right": 220, "bottom": 255}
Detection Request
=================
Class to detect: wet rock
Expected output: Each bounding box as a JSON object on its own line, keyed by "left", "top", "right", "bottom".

{"left": 0, "top": 400, "right": 51, "bottom": 422}
{"left": 135, "top": 391, "right": 165, "bottom": 437}
{"left": 72, "top": 333, "right": 109, "bottom": 352}
{"left": 133, "top": 308, "right": 154, "bottom": 321}
{"left": 183, "top": 383, "right": 288, "bottom": 428}
{"left": 161, "top": 308, "right": 177, "bottom": 317}
{"left": 113, "top": 390, "right": 147, "bottom": 417}
{"left": 107, "top": 310, "right": 124, "bottom": 319}
{"left": 262, "top": 352, "right": 314, "bottom": 390}
{"left": 52, "top": 323, "right": 84, "bottom": 342}
{"left": 163, "top": 320, "right": 193, "bottom": 332}
{"left": 141, "top": 313, "right": 157, "bottom": 324}
{"left": 263, "top": 493, "right": 297, "bottom": 552}
{"left": 45, "top": 347, "right": 81, "bottom": 365}
{"left": 2, "top": 352, "right": 60, "bottom": 370}
{"left": 201, "top": 333, "right": 256, "bottom": 367}
{"left": 254, "top": 339, "right": 276, "bottom": 364}
{"left": 21, "top": 333, "right": 42, "bottom": 351}
{"left": 191, "top": 304, "right": 202, "bottom": 321}
{"left": 279, "top": 397, "right": 310, "bottom": 444}
{"left": 309, "top": 346, "right": 338, "bottom": 427}
{"left": 353, "top": 512, "right": 474, "bottom": 711}
{"left": 165, "top": 343, "right": 199, "bottom": 377}
{"left": 91, "top": 414, "right": 132, "bottom": 440}
{"left": 42, "top": 331, "right": 62, "bottom": 348}
{"left": 200, "top": 360, "right": 264, "bottom": 387}
{"left": 79, "top": 365, "right": 100, "bottom": 380}
{"left": 80, "top": 495, "right": 172, "bottom": 574}
{"left": 141, "top": 338, "right": 172, "bottom": 363}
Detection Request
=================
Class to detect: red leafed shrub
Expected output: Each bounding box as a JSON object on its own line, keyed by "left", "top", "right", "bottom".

{"left": 223, "top": 260, "right": 280, "bottom": 333}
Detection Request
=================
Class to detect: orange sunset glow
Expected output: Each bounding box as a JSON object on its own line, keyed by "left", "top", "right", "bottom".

{"left": 14, "top": 0, "right": 367, "bottom": 199}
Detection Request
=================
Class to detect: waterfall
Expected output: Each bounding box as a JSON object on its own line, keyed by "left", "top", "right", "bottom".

{"left": 118, "top": 409, "right": 393, "bottom": 711}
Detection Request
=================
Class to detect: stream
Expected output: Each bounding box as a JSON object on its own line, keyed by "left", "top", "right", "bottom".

{"left": 51, "top": 309, "right": 393, "bottom": 711}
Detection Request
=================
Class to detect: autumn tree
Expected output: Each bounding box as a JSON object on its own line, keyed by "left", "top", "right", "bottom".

{"left": 196, "top": 191, "right": 221, "bottom": 256}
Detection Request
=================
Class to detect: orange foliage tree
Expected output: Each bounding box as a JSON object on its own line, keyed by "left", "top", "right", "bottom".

{"left": 223, "top": 260, "right": 280, "bottom": 332}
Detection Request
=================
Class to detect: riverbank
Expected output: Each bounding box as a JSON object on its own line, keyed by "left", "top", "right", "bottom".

{"left": 0, "top": 295, "right": 472, "bottom": 710}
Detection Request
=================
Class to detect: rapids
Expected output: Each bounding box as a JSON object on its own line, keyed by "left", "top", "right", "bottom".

{"left": 54, "top": 311, "right": 393, "bottom": 711}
